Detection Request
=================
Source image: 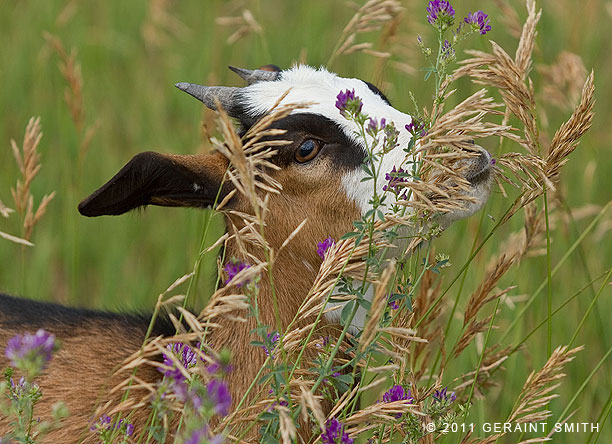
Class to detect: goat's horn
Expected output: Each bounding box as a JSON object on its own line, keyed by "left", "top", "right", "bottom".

{"left": 175, "top": 83, "right": 239, "bottom": 111}
{"left": 228, "top": 66, "right": 280, "bottom": 85}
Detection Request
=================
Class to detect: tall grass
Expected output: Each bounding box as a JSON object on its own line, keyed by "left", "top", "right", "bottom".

{"left": 0, "top": 0, "right": 610, "bottom": 442}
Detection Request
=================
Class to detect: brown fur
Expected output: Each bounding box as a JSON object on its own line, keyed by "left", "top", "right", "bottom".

{"left": 0, "top": 148, "right": 361, "bottom": 442}
{"left": 0, "top": 315, "right": 158, "bottom": 442}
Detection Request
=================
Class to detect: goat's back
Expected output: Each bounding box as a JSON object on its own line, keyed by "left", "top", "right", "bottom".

{"left": 0, "top": 293, "right": 173, "bottom": 443}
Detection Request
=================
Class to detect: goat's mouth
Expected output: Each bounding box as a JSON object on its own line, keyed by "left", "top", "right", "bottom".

{"left": 465, "top": 150, "right": 494, "bottom": 186}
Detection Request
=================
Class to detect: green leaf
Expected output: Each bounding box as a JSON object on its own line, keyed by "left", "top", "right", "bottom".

{"left": 260, "top": 411, "right": 277, "bottom": 421}
{"left": 334, "top": 373, "right": 354, "bottom": 385}
{"left": 340, "top": 301, "right": 355, "bottom": 325}
{"left": 355, "top": 233, "right": 364, "bottom": 247}
{"left": 358, "top": 297, "right": 371, "bottom": 311}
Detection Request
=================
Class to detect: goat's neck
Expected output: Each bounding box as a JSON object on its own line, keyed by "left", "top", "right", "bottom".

{"left": 204, "top": 234, "right": 324, "bottom": 402}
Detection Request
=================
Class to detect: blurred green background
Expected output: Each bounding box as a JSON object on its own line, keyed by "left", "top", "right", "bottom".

{"left": 0, "top": 0, "right": 610, "bottom": 442}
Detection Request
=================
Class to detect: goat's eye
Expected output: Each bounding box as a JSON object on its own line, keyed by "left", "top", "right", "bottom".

{"left": 295, "top": 139, "right": 321, "bottom": 163}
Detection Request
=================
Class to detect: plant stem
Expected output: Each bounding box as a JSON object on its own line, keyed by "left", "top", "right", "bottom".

{"left": 543, "top": 188, "right": 553, "bottom": 357}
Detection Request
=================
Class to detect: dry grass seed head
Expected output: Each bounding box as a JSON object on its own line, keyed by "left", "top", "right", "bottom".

{"left": 538, "top": 52, "right": 587, "bottom": 111}
{"left": 452, "top": 346, "right": 510, "bottom": 397}
{"left": 360, "top": 259, "right": 396, "bottom": 352}
{"left": 0, "top": 199, "right": 13, "bottom": 218}
{"left": 44, "top": 32, "right": 99, "bottom": 165}
{"left": 545, "top": 71, "right": 595, "bottom": 186}
{"left": 407, "top": 266, "right": 444, "bottom": 379}
{"left": 43, "top": 33, "right": 84, "bottom": 132}
{"left": 141, "top": 0, "right": 190, "bottom": 50}
{"left": 455, "top": 44, "right": 539, "bottom": 154}
{"left": 463, "top": 254, "right": 517, "bottom": 328}
{"left": 454, "top": 0, "right": 542, "bottom": 156}
{"left": 494, "top": 0, "right": 523, "bottom": 39}
{"left": 506, "top": 345, "right": 583, "bottom": 425}
{"left": 10, "top": 117, "right": 55, "bottom": 241}
{"left": 215, "top": 9, "right": 262, "bottom": 45}
{"left": 0, "top": 230, "right": 34, "bottom": 247}
{"left": 213, "top": 92, "right": 313, "bottom": 223}
{"left": 515, "top": 0, "right": 541, "bottom": 80}
{"left": 330, "top": 0, "right": 403, "bottom": 63}
{"left": 277, "top": 404, "right": 297, "bottom": 444}
{"left": 299, "top": 383, "right": 326, "bottom": 431}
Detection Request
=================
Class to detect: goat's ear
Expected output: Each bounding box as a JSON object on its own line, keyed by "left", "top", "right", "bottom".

{"left": 78, "top": 151, "right": 231, "bottom": 217}
{"left": 257, "top": 64, "right": 281, "bottom": 72}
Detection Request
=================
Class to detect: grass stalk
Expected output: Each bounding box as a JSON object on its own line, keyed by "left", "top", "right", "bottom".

{"left": 501, "top": 200, "right": 612, "bottom": 341}
{"left": 543, "top": 189, "right": 553, "bottom": 357}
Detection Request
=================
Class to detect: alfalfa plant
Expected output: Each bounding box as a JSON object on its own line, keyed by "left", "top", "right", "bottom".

{"left": 1, "top": 329, "right": 68, "bottom": 443}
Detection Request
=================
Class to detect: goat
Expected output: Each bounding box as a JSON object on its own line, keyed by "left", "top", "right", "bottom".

{"left": 0, "top": 64, "right": 494, "bottom": 442}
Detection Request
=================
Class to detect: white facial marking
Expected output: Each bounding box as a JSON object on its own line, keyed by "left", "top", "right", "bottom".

{"left": 323, "top": 285, "right": 373, "bottom": 335}
{"left": 241, "top": 65, "right": 415, "bottom": 216}
{"left": 238, "top": 65, "right": 494, "bottom": 331}
{"left": 193, "top": 183, "right": 202, "bottom": 192}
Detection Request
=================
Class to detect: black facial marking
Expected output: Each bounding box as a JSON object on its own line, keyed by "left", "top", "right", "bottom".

{"left": 364, "top": 81, "right": 391, "bottom": 105}
{"left": 233, "top": 94, "right": 263, "bottom": 131}
{"left": 249, "top": 113, "right": 367, "bottom": 170}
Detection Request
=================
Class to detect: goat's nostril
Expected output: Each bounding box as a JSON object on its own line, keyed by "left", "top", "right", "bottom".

{"left": 465, "top": 148, "right": 493, "bottom": 184}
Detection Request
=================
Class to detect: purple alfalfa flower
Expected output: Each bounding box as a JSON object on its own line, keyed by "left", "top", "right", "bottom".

{"left": 158, "top": 342, "right": 198, "bottom": 382}
{"left": 168, "top": 342, "right": 198, "bottom": 368}
{"left": 207, "top": 379, "right": 232, "bottom": 416}
{"left": 316, "top": 335, "right": 331, "bottom": 349}
{"left": 464, "top": 10, "right": 491, "bottom": 35}
{"left": 194, "top": 342, "right": 233, "bottom": 376}
{"left": 90, "top": 414, "right": 134, "bottom": 436}
{"left": 5, "top": 329, "right": 57, "bottom": 377}
{"left": 490, "top": 157, "right": 496, "bottom": 166}
{"left": 382, "top": 385, "right": 413, "bottom": 418}
{"left": 382, "top": 167, "right": 410, "bottom": 196}
{"left": 441, "top": 39, "right": 455, "bottom": 60}
{"left": 317, "top": 237, "right": 335, "bottom": 260}
{"left": 382, "top": 122, "right": 400, "bottom": 150}
{"left": 184, "top": 426, "right": 224, "bottom": 444}
{"left": 433, "top": 386, "right": 456, "bottom": 403}
{"left": 184, "top": 427, "right": 207, "bottom": 444}
{"left": 170, "top": 380, "right": 203, "bottom": 411}
{"left": 206, "top": 360, "right": 233, "bottom": 376}
{"left": 7, "top": 376, "right": 28, "bottom": 401}
{"left": 210, "top": 435, "right": 224, "bottom": 444}
{"left": 386, "top": 294, "right": 400, "bottom": 310}
{"left": 426, "top": 0, "right": 455, "bottom": 27}
{"left": 382, "top": 385, "right": 413, "bottom": 403}
{"left": 366, "top": 117, "right": 387, "bottom": 137}
{"left": 89, "top": 413, "right": 112, "bottom": 431}
{"left": 223, "top": 259, "right": 250, "bottom": 287}
{"left": 262, "top": 332, "right": 280, "bottom": 358}
{"left": 405, "top": 118, "right": 426, "bottom": 137}
{"left": 267, "top": 392, "right": 289, "bottom": 411}
{"left": 323, "top": 371, "right": 342, "bottom": 385}
{"left": 335, "top": 89, "right": 363, "bottom": 117}
{"left": 321, "top": 418, "right": 353, "bottom": 444}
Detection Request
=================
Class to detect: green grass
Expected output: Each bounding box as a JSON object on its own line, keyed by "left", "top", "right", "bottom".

{"left": 0, "top": 0, "right": 610, "bottom": 442}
